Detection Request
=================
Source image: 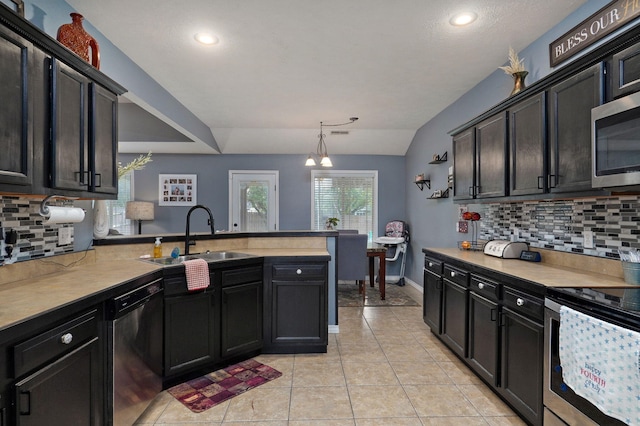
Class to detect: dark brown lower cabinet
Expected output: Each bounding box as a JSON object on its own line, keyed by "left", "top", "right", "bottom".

{"left": 500, "top": 307, "right": 544, "bottom": 426}
{"left": 441, "top": 279, "right": 468, "bottom": 358}
{"left": 468, "top": 291, "right": 499, "bottom": 386}
{"left": 15, "top": 338, "right": 101, "bottom": 426}
{"left": 423, "top": 268, "right": 443, "bottom": 334}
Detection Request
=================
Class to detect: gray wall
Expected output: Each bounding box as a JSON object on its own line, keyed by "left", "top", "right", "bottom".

{"left": 119, "top": 153, "right": 406, "bottom": 236}
{"left": 403, "top": 0, "right": 626, "bottom": 285}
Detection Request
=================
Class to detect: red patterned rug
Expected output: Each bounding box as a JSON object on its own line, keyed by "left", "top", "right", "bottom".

{"left": 167, "top": 359, "right": 282, "bottom": 413}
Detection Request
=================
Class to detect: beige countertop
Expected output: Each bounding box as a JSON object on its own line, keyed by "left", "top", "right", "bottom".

{"left": 424, "top": 248, "right": 636, "bottom": 289}
{"left": 0, "top": 247, "right": 330, "bottom": 331}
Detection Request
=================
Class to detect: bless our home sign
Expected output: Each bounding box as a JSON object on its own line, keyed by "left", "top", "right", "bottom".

{"left": 550, "top": 0, "right": 640, "bottom": 67}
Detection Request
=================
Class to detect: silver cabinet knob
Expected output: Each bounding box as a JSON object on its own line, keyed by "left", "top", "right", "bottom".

{"left": 450, "top": 271, "right": 456, "bottom": 277}
{"left": 428, "top": 262, "right": 433, "bottom": 267}
{"left": 516, "top": 298, "right": 525, "bottom": 306}
{"left": 478, "top": 283, "right": 485, "bottom": 290}
{"left": 296, "top": 269, "right": 302, "bottom": 275}
{"left": 60, "top": 333, "right": 73, "bottom": 345}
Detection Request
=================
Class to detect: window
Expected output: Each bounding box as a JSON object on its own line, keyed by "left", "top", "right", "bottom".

{"left": 311, "top": 170, "right": 377, "bottom": 239}
{"left": 106, "top": 171, "right": 134, "bottom": 235}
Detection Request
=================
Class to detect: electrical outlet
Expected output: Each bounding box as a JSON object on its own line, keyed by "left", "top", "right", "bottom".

{"left": 583, "top": 231, "right": 594, "bottom": 249}
{"left": 58, "top": 227, "right": 72, "bottom": 245}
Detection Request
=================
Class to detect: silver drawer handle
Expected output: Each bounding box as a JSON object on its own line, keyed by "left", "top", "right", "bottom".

{"left": 450, "top": 271, "right": 456, "bottom": 277}
{"left": 428, "top": 262, "right": 433, "bottom": 267}
{"left": 296, "top": 269, "right": 302, "bottom": 275}
{"left": 478, "top": 283, "right": 485, "bottom": 290}
{"left": 516, "top": 298, "right": 525, "bottom": 307}
{"left": 60, "top": 333, "right": 73, "bottom": 345}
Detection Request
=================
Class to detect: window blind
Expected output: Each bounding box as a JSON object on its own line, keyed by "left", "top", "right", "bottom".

{"left": 107, "top": 171, "right": 134, "bottom": 235}
{"left": 312, "top": 171, "right": 376, "bottom": 238}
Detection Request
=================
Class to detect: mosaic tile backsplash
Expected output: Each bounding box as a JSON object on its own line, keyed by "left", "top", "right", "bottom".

{"left": 477, "top": 195, "right": 640, "bottom": 259}
{"left": 0, "top": 196, "right": 75, "bottom": 264}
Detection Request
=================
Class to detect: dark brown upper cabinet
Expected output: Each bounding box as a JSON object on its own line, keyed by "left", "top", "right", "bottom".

{"left": 509, "top": 92, "right": 546, "bottom": 196}
{"left": 611, "top": 40, "right": 640, "bottom": 99}
{"left": 547, "top": 63, "right": 603, "bottom": 194}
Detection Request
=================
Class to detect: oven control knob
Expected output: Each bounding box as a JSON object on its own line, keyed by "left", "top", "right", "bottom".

{"left": 60, "top": 333, "right": 73, "bottom": 345}
{"left": 516, "top": 298, "right": 525, "bottom": 306}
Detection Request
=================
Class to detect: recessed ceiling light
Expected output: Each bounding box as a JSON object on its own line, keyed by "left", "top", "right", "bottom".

{"left": 194, "top": 33, "right": 219, "bottom": 45}
{"left": 449, "top": 12, "right": 477, "bottom": 26}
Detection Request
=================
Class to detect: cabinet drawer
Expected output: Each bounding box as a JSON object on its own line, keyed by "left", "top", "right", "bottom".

{"left": 221, "top": 265, "right": 262, "bottom": 287}
{"left": 503, "top": 287, "right": 544, "bottom": 321}
{"left": 424, "top": 256, "right": 443, "bottom": 275}
{"left": 470, "top": 275, "right": 500, "bottom": 301}
{"left": 13, "top": 310, "right": 98, "bottom": 378}
{"left": 272, "top": 263, "right": 326, "bottom": 280}
{"left": 443, "top": 265, "right": 469, "bottom": 287}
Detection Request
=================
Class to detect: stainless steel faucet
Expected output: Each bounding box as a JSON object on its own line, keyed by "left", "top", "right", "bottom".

{"left": 184, "top": 205, "right": 215, "bottom": 255}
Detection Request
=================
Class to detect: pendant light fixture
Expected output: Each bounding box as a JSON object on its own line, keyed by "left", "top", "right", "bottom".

{"left": 305, "top": 117, "right": 358, "bottom": 167}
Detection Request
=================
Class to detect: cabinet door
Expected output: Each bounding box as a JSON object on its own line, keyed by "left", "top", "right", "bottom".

{"left": 510, "top": 92, "right": 546, "bottom": 196}
{"left": 50, "top": 59, "right": 90, "bottom": 191}
{"left": 441, "top": 279, "right": 467, "bottom": 358}
{"left": 90, "top": 83, "right": 118, "bottom": 195}
{"left": 14, "top": 338, "right": 102, "bottom": 426}
{"left": 500, "top": 307, "right": 544, "bottom": 426}
{"left": 468, "top": 292, "right": 499, "bottom": 386}
{"left": 271, "top": 280, "right": 326, "bottom": 347}
{"left": 423, "top": 270, "right": 442, "bottom": 334}
{"left": 0, "top": 24, "right": 32, "bottom": 189}
{"left": 164, "top": 292, "right": 216, "bottom": 377}
{"left": 612, "top": 41, "right": 640, "bottom": 99}
{"left": 475, "top": 112, "right": 507, "bottom": 198}
{"left": 548, "top": 63, "right": 603, "bottom": 193}
{"left": 220, "top": 281, "right": 263, "bottom": 359}
{"left": 452, "top": 128, "right": 475, "bottom": 200}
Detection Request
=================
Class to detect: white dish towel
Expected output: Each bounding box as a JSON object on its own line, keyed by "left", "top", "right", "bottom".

{"left": 559, "top": 305, "right": 640, "bottom": 425}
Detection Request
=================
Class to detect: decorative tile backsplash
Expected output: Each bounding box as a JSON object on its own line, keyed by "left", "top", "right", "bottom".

{"left": 478, "top": 195, "right": 640, "bottom": 259}
{"left": 0, "top": 196, "right": 75, "bottom": 264}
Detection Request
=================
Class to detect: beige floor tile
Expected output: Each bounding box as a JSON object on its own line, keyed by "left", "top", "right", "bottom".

{"left": 371, "top": 330, "right": 416, "bottom": 345}
{"left": 293, "top": 361, "right": 346, "bottom": 387}
{"left": 339, "top": 317, "right": 372, "bottom": 330}
{"left": 355, "top": 418, "right": 423, "bottom": 426}
{"left": 251, "top": 355, "right": 294, "bottom": 388}
{"left": 294, "top": 344, "right": 341, "bottom": 363}
{"left": 289, "top": 386, "right": 354, "bottom": 420}
{"left": 390, "top": 361, "right": 452, "bottom": 385}
{"left": 438, "top": 361, "right": 483, "bottom": 385}
{"left": 348, "top": 385, "right": 416, "bottom": 419}
{"left": 484, "top": 416, "right": 528, "bottom": 425}
{"left": 420, "top": 416, "right": 489, "bottom": 425}
{"left": 222, "top": 422, "right": 288, "bottom": 426}
{"left": 458, "top": 384, "right": 517, "bottom": 417}
{"left": 379, "top": 343, "right": 432, "bottom": 362}
{"left": 134, "top": 391, "right": 174, "bottom": 424}
{"left": 361, "top": 307, "right": 396, "bottom": 319}
{"left": 403, "top": 384, "right": 481, "bottom": 417}
{"left": 223, "top": 386, "right": 291, "bottom": 422}
{"left": 365, "top": 318, "right": 406, "bottom": 331}
{"left": 339, "top": 344, "right": 387, "bottom": 363}
{"left": 339, "top": 307, "right": 366, "bottom": 319}
{"left": 425, "top": 345, "right": 461, "bottom": 362}
{"left": 336, "top": 330, "right": 378, "bottom": 346}
{"left": 342, "top": 362, "right": 399, "bottom": 386}
{"left": 290, "top": 420, "right": 355, "bottom": 426}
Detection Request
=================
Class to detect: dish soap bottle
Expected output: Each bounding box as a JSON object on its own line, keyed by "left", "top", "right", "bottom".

{"left": 153, "top": 237, "right": 163, "bottom": 258}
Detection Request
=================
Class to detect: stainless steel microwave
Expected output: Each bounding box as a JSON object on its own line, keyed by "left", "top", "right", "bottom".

{"left": 592, "top": 90, "right": 640, "bottom": 188}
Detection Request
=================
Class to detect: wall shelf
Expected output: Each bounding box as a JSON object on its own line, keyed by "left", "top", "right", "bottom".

{"left": 429, "top": 188, "right": 450, "bottom": 199}
{"left": 415, "top": 179, "right": 431, "bottom": 191}
{"left": 428, "top": 151, "right": 448, "bottom": 164}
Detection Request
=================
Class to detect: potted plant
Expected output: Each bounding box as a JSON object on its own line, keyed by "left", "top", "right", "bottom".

{"left": 325, "top": 217, "right": 339, "bottom": 230}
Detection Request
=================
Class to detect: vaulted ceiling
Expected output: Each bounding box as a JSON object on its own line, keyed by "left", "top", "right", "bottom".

{"left": 66, "top": 0, "right": 586, "bottom": 155}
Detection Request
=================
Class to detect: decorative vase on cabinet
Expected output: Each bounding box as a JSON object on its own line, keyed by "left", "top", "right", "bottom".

{"left": 56, "top": 13, "right": 100, "bottom": 69}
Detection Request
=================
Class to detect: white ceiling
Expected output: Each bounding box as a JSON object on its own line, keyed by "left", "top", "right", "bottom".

{"left": 66, "top": 0, "right": 586, "bottom": 156}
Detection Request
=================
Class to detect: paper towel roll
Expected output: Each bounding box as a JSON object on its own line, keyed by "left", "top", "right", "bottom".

{"left": 42, "top": 206, "right": 85, "bottom": 224}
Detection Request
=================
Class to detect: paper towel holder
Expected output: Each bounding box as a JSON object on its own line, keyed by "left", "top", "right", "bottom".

{"left": 39, "top": 195, "right": 79, "bottom": 217}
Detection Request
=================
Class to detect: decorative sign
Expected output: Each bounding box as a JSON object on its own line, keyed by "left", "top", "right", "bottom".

{"left": 549, "top": 0, "right": 640, "bottom": 67}
{"left": 159, "top": 174, "right": 197, "bottom": 206}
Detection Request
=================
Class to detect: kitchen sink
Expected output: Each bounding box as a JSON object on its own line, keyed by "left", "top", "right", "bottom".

{"left": 142, "top": 251, "right": 257, "bottom": 266}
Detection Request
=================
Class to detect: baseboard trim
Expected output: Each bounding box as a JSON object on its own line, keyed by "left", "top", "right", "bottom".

{"left": 328, "top": 324, "right": 339, "bottom": 334}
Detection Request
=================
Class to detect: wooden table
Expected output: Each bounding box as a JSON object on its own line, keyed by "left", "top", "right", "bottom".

{"left": 367, "top": 244, "right": 387, "bottom": 300}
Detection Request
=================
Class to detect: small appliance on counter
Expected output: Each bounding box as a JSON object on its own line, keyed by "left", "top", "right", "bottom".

{"left": 483, "top": 240, "right": 528, "bottom": 258}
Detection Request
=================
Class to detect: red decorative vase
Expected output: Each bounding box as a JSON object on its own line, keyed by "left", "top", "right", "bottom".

{"left": 56, "top": 13, "right": 100, "bottom": 69}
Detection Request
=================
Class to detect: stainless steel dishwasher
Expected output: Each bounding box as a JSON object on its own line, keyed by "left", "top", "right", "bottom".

{"left": 106, "top": 278, "right": 163, "bottom": 426}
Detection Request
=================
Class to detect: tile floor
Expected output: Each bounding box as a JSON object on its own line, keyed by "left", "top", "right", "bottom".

{"left": 135, "top": 286, "right": 526, "bottom": 425}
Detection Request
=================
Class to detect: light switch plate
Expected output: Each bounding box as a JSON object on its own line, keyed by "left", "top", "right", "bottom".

{"left": 58, "top": 227, "right": 72, "bottom": 245}
{"left": 583, "top": 231, "right": 594, "bottom": 249}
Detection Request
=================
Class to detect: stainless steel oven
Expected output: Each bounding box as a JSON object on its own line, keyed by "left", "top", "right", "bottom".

{"left": 544, "top": 287, "right": 640, "bottom": 425}
{"left": 592, "top": 90, "right": 640, "bottom": 189}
